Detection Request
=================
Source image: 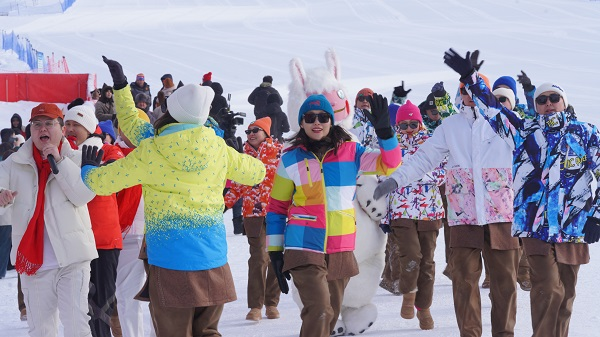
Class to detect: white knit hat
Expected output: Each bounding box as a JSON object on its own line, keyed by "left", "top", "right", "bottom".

{"left": 492, "top": 87, "right": 516, "bottom": 110}
{"left": 167, "top": 84, "right": 215, "bottom": 125}
{"left": 64, "top": 104, "right": 98, "bottom": 134}
{"left": 534, "top": 82, "right": 568, "bottom": 111}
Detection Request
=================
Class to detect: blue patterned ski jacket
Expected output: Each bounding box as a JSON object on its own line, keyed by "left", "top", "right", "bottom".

{"left": 467, "top": 75, "right": 600, "bottom": 243}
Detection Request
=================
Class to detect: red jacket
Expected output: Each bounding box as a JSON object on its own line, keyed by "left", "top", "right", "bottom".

{"left": 114, "top": 145, "right": 143, "bottom": 234}
{"left": 224, "top": 138, "right": 282, "bottom": 217}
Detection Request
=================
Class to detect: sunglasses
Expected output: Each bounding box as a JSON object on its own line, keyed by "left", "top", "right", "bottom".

{"left": 303, "top": 113, "right": 331, "bottom": 124}
{"left": 357, "top": 96, "right": 370, "bottom": 103}
{"left": 535, "top": 93, "right": 561, "bottom": 105}
{"left": 245, "top": 128, "right": 263, "bottom": 135}
{"left": 398, "top": 122, "right": 420, "bottom": 130}
{"left": 460, "top": 87, "right": 469, "bottom": 95}
{"left": 497, "top": 96, "right": 508, "bottom": 103}
{"left": 428, "top": 109, "right": 439, "bottom": 115}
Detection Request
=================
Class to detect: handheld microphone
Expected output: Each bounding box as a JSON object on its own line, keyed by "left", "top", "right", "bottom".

{"left": 47, "top": 154, "right": 59, "bottom": 174}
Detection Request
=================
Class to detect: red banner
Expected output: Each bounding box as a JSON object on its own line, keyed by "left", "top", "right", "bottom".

{"left": 0, "top": 73, "right": 91, "bottom": 103}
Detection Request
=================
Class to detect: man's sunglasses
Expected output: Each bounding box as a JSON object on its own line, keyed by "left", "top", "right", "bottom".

{"left": 535, "top": 93, "right": 561, "bottom": 105}
{"left": 398, "top": 122, "right": 420, "bottom": 130}
{"left": 497, "top": 96, "right": 508, "bottom": 103}
{"left": 245, "top": 128, "right": 263, "bottom": 135}
{"left": 303, "top": 113, "right": 331, "bottom": 124}
{"left": 357, "top": 96, "right": 370, "bottom": 103}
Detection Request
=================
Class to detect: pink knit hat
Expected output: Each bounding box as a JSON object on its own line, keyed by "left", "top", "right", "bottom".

{"left": 395, "top": 100, "right": 422, "bottom": 125}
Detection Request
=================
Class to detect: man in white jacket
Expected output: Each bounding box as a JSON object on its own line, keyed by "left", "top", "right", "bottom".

{"left": 374, "top": 78, "right": 520, "bottom": 337}
{"left": 0, "top": 103, "right": 98, "bottom": 337}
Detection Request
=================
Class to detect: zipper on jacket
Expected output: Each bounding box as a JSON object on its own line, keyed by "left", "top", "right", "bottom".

{"left": 309, "top": 148, "right": 334, "bottom": 252}
{"left": 304, "top": 159, "right": 313, "bottom": 187}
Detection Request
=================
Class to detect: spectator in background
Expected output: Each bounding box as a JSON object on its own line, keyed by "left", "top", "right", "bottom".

{"left": 10, "top": 113, "right": 26, "bottom": 138}
{"left": 153, "top": 74, "right": 177, "bottom": 110}
{"left": 264, "top": 93, "right": 290, "bottom": 143}
{"left": 13, "top": 134, "right": 25, "bottom": 149}
{"left": 96, "top": 84, "right": 117, "bottom": 121}
{"left": 0, "top": 103, "right": 97, "bottom": 336}
{"left": 135, "top": 93, "right": 150, "bottom": 114}
{"left": 0, "top": 128, "right": 16, "bottom": 159}
{"left": 0, "top": 149, "right": 16, "bottom": 280}
{"left": 248, "top": 75, "right": 283, "bottom": 119}
{"left": 209, "top": 82, "right": 229, "bottom": 120}
{"left": 130, "top": 73, "right": 151, "bottom": 107}
{"left": 202, "top": 72, "right": 213, "bottom": 86}
{"left": 90, "top": 88, "right": 101, "bottom": 104}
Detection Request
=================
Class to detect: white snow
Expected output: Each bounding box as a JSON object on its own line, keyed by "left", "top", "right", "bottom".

{"left": 1, "top": 0, "right": 600, "bottom": 336}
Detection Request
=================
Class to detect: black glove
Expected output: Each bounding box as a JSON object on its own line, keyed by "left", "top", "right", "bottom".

{"left": 583, "top": 217, "right": 600, "bottom": 244}
{"left": 470, "top": 49, "right": 484, "bottom": 71}
{"left": 443, "top": 48, "right": 475, "bottom": 81}
{"left": 393, "top": 81, "right": 412, "bottom": 98}
{"left": 225, "top": 137, "right": 244, "bottom": 153}
{"left": 365, "top": 93, "right": 394, "bottom": 139}
{"left": 431, "top": 81, "right": 446, "bottom": 97}
{"left": 102, "top": 56, "right": 128, "bottom": 90}
{"left": 269, "top": 251, "right": 291, "bottom": 294}
{"left": 517, "top": 70, "right": 534, "bottom": 92}
{"left": 379, "top": 223, "right": 391, "bottom": 234}
{"left": 81, "top": 145, "right": 104, "bottom": 167}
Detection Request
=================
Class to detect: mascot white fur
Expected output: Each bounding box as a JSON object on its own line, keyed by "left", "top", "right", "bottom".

{"left": 287, "top": 49, "right": 387, "bottom": 336}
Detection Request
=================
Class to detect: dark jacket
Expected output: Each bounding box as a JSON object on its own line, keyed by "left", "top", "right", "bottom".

{"left": 264, "top": 102, "right": 290, "bottom": 142}
{"left": 130, "top": 81, "right": 152, "bottom": 105}
{"left": 95, "top": 85, "right": 116, "bottom": 121}
{"left": 10, "top": 113, "right": 25, "bottom": 138}
{"left": 248, "top": 83, "right": 283, "bottom": 119}
{"left": 209, "top": 82, "right": 229, "bottom": 119}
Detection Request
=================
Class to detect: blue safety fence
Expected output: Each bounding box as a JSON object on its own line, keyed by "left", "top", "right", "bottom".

{"left": 61, "top": 0, "right": 76, "bottom": 12}
{"left": 1, "top": 30, "right": 39, "bottom": 70}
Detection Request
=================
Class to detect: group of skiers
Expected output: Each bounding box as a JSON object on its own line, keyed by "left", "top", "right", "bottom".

{"left": 0, "top": 48, "right": 598, "bottom": 337}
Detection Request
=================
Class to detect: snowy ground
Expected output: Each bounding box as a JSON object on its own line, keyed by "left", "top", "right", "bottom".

{"left": 1, "top": 0, "right": 600, "bottom": 336}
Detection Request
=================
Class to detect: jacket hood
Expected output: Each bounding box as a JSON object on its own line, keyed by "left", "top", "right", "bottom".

{"left": 210, "top": 82, "right": 224, "bottom": 96}
{"left": 153, "top": 124, "right": 219, "bottom": 172}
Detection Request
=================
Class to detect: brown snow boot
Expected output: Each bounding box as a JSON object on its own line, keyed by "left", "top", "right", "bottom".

{"left": 265, "top": 306, "right": 280, "bottom": 319}
{"left": 417, "top": 308, "right": 434, "bottom": 330}
{"left": 246, "top": 308, "right": 262, "bottom": 321}
{"left": 400, "top": 292, "right": 416, "bottom": 319}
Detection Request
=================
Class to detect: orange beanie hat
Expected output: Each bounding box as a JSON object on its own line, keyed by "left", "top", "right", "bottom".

{"left": 249, "top": 117, "right": 272, "bottom": 137}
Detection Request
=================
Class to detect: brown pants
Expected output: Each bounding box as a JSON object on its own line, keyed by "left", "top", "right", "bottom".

{"left": 244, "top": 217, "right": 281, "bottom": 309}
{"left": 451, "top": 228, "right": 518, "bottom": 337}
{"left": 290, "top": 264, "right": 349, "bottom": 337}
{"left": 518, "top": 243, "right": 530, "bottom": 282}
{"left": 381, "top": 230, "right": 402, "bottom": 293}
{"left": 150, "top": 302, "right": 223, "bottom": 337}
{"left": 527, "top": 246, "right": 579, "bottom": 337}
{"left": 390, "top": 220, "right": 438, "bottom": 309}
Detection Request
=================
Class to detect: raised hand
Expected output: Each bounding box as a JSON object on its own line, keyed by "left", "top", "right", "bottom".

{"left": 443, "top": 48, "right": 475, "bottom": 79}
{"left": 81, "top": 145, "right": 104, "bottom": 167}
{"left": 393, "top": 81, "right": 412, "bottom": 98}
{"left": 517, "top": 70, "right": 534, "bottom": 92}
{"left": 365, "top": 93, "right": 394, "bottom": 139}
{"left": 470, "top": 49, "right": 485, "bottom": 71}
{"left": 102, "top": 56, "right": 127, "bottom": 89}
{"left": 431, "top": 81, "right": 446, "bottom": 97}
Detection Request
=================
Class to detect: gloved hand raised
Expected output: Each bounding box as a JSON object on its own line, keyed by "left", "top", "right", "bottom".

{"left": 393, "top": 81, "right": 412, "bottom": 98}
{"left": 517, "top": 70, "right": 534, "bottom": 92}
{"left": 81, "top": 145, "right": 104, "bottom": 168}
{"left": 373, "top": 178, "right": 398, "bottom": 200}
{"left": 443, "top": 48, "right": 475, "bottom": 81}
{"left": 269, "top": 251, "right": 291, "bottom": 294}
{"left": 469, "top": 50, "right": 485, "bottom": 71}
{"left": 431, "top": 81, "right": 446, "bottom": 97}
{"left": 102, "top": 56, "right": 128, "bottom": 90}
{"left": 582, "top": 217, "right": 600, "bottom": 244}
{"left": 365, "top": 93, "right": 394, "bottom": 139}
{"left": 226, "top": 136, "right": 244, "bottom": 153}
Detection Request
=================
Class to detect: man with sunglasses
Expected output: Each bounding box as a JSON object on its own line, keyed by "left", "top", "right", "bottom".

{"left": 444, "top": 48, "right": 600, "bottom": 337}
{"left": 374, "top": 70, "right": 520, "bottom": 337}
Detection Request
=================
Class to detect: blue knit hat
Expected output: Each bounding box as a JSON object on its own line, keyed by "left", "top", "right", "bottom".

{"left": 298, "top": 94, "right": 335, "bottom": 125}
{"left": 493, "top": 76, "right": 517, "bottom": 97}
{"left": 98, "top": 120, "right": 116, "bottom": 142}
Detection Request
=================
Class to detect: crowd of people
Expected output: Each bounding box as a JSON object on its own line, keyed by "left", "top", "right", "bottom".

{"left": 0, "top": 48, "right": 598, "bottom": 337}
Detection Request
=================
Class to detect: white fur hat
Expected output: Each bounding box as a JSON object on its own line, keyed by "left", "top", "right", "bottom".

{"left": 492, "top": 87, "right": 516, "bottom": 110}
{"left": 167, "top": 84, "right": 215, "bottom": 125}
{"left": 534, "top": 82, "right": 568, "bottom": 110}
{"left": 64, "top": 104, "right": 98, "bottom": 134}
